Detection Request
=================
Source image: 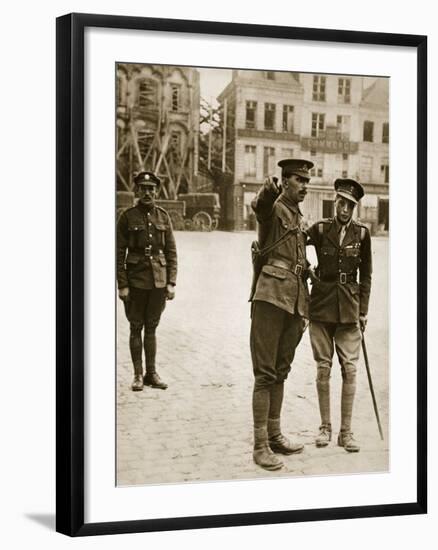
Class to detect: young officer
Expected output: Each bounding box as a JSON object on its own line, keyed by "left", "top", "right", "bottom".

{"left": 306, "top": 179, "right": 372, "bottom": 452}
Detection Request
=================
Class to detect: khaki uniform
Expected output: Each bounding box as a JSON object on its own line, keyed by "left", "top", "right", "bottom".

{"left": 306, "top": 217, "right": 372, "bottom": 445}
{"left": 250, "top": 184, "right": 309, "bottom": 390}
{"left": 307, "top": 218, "right": 372, "bottom": 323}
{"left": 117, "top": 202, "right": 177, "bottom": 291}
{"left": 117, "top": 201, "right": 177, "bottom": 389}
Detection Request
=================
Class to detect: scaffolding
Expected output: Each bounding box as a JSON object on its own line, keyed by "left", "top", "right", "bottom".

{"left": 116, "top": 63, "right": 200, "bottom": 200}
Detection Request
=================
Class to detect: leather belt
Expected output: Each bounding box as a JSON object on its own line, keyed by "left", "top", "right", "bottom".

{"left": 320, "top": 272, "right": 357, "bottom": 284}
{"left": 129, "top": 246, "right": 163, "bottom": 257}
{"left": 267, "top": 259, "right": 304, "bottom": 276}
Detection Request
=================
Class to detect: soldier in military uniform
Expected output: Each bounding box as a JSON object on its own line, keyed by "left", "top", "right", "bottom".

{"left": 306, "top": 179, "right": 372, "bottom": 452}
{"left": 117, "top": 171, "right": 177, "bottom": 391}
{"left": 249, "top": 159, "right": 313, "bottom": 471}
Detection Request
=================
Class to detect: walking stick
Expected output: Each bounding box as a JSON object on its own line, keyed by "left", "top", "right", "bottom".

{"left": 360, "top": 327, "right": 384, "bottom": 440}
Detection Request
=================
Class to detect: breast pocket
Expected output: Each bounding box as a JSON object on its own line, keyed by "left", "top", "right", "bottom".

{"left": 127, "top": 224, "right": 146, "bottom": 248}
{"left": 321, "top": 246, "right": 336, "bottom": 256}
{"left": 152, "top": 222, "right": 168, "bottom": 247}
{"left": 344, "top": 246, "right": 361, "bottom": 269}
{"left": 277, "top": 214, "right": 290, "bottom": 232}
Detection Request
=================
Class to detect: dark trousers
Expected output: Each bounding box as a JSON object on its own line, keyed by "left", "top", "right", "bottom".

{"left": 123, "top": 287, "right": 166, "bottom": 368}
{"left": 124, "top": 287, "right": 166, "bottom": 330}
{"left": 250, "top": 300, "right": 305, "bottom": 390}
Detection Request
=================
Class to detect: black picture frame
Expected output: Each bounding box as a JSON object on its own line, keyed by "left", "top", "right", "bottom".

{"left": 56, "top": 12, "right": 427, "bottom": 537}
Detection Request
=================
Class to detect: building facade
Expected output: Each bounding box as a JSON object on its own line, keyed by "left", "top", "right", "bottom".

{"left": 116, "top": 63, "right": 201, "bottom": 199}
{"left": 218, "top": 71, "right": 389, "bottom": 233}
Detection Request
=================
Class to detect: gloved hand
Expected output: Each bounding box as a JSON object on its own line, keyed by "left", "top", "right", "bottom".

{"left": 308, "top": 267, "right": 320, "bottom": 284}
{"left": 265, "top": 175, "right": 281, "bottom": 195}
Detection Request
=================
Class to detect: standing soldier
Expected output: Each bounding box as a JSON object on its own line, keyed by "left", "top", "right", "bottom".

{"left": 249, "top": 159, "right": 313, "bottom": 471}
{"left": 306, "top": 179, "right": 372, "bottom": 452}
{"left": 117, "top": 171, "right": 177, "bottom": 391}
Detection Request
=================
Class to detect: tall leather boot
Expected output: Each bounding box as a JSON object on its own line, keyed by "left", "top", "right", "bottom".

{"left": 315, "top": 379, "right": 331, "bottom": 447}
{"left": 252, "top": 388, "right": 283, "bottom": 470}
{"left": 338, "top": 381, "right": 360, "bottom": 452}
{"left": 268, "top": 383, "right": 303, "bottom": 454}
{"left": 129, "top": 326, "right": 144, "bottom": 391}
{"left": 143, "top": 332, "right": 167, "bottom": 390}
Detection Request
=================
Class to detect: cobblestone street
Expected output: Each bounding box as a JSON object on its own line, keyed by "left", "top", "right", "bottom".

{"left": 117, "top": 231, "right": 389, "bottom": 486}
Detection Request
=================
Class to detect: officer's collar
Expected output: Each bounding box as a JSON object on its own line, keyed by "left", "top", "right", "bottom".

{"left": 278, "top": 194, "right": 302, "bottom": 216}
{"left": 334, "top": 216, "right": 352, "bottom": 230}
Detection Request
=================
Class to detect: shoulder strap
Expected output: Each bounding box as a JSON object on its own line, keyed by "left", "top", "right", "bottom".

{"left": 353, "top": 220, "right": 366, "bottom": 241}
{"left": 258, "top": 225, "right": 299, "bottom": 257}
{"left": 156, "top": 205, "right": 168, "bottom": 216}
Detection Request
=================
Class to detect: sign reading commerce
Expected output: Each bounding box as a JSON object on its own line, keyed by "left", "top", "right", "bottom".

{"left": 301, "top": 137, "right": 359, "bottom": 154}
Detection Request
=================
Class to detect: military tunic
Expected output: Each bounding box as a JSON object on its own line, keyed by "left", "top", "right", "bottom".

{"left": 251, "top": 185, "right": 309, "bottom": 317}
{"left": 250, "top": 184, "right": 309, "bottom": 390}
{"left": 306, "top": 218, "right": 372, "bottom": 323}
{"left": 306, "top": 218, "right": 372, "bottom": 382}
{"left": 117, "top": 202, "right": 177, "bottom": 291}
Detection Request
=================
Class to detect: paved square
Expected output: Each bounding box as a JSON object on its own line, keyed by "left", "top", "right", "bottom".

{"left": 117, "top": 232, "right": 389, "bottom": 485}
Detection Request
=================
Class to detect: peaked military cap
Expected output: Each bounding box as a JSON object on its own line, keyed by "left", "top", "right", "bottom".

{"left": 133, "top": 171, "right": 161, "bottom": 187}
{"left": 278, "top": 159, "right": 314, "bottom": 179}
{"left": 334, "top": 178, "right": 364, "bottom": 204}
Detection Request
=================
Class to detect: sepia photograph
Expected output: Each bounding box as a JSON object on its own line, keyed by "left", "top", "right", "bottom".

{"left": 115, "top": 64, "right": 390, "bottom": 486}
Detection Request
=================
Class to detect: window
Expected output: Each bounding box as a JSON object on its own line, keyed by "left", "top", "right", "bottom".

{"left": 380, "top": 161, "right": 389, "bottom": 183}
{"left": 336, "top": 115, "right": 351, "bottom": 139}
{"left": 312, "top": 75, "right": 326, "bottom": 101}
{"left": 382, "top": 122, "right": 389, "bottom": 144}
{"left": 341, "top": 152, "right": 349, "bottom": 178}
{"left": 363, "top": 120, "right": 374, "bottom": 142}
{"left": 170, "top": 132, "right": 181, "bottom": 161}
{"left": 311, "top": 113, "right": 325, "bottom": 137}
{"left": 244, "top": 145, "right": 257, "bottom": 176}
{"left": 266, "top": 71, "right": 275, "bottom": 80}
{"left": 360, "top": 155, "right": 373, "bottom": 181}
{"left": 310, "top": 153, "right": 324, "bottom": 177}
{"left": 245, "top": 101, "right": 257, "bottom": 129}
{"left": 378, "top": 199, "right": 389, "bottom": 230}
{"left": 264, "top": 103, "right": 276, "bottom": 130}
{"left": 263, "top": 147, "right": 276, "bottom": 177}
{"left": 282, "top": 105, "right": 294, "bottom": 132}
{"left": 137, "top": 129, "right": 155, "bottom": 162}
{"left": 138, "top": 78, "right": 157, "bottom": 110}
{"left": 323, "top": 200, "right": 334, "bottom": 218}
{"left": 338, "top": 78, "right": 351, "bottom": 104}
{"left": 171, "top": 84, "right": 180, "bottom": 111}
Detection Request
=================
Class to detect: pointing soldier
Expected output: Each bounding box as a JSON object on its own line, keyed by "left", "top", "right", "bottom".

{"left": 306, "top": 179, "right": 372, "bottom": 452}
{"left": 249, "top": 159, "right": 313, "bottom": 471}
{"left": 117, "top": 171, "right": 177, "bottom": 391}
